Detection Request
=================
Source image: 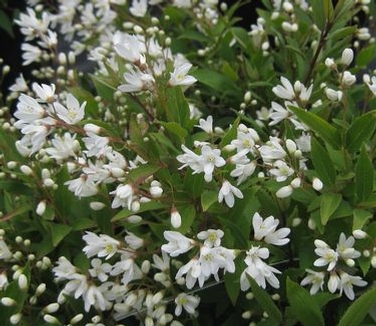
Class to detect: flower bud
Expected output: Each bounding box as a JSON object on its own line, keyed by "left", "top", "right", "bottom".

{"left": 127, "top": 215, "right": 142, "bottom": 223}
{"left": 325, "top": 57, "right": 336, "bottom": 68}
{"left": 20, "top": 165, "right": 33, "bottom": 175}
{"left": 141, "top": 260, "right": 151, "bottom": 274}
{"left": 290, "top": 177, "right": 301, "bottom": 189}
{"left": 325, "top": 88, "right": 343, "bottom": 101}
{"left": 341, "top": 48, "right": 354, "bottom": 66}
{"left": 1, "top": 297, "right": 17, "bottom": 306}
{"left": 152, "top": 290, "right": 164, "bottom": 305}
{"left": 242, "top": 311, "right": 252, "bottom": 319}
{"left": 131, "top": 201, "right": 140, "bottom": 212}
{"left": 44, "top": 303, "right": 60, "bottom": 313}
{"left": 342, "top": 71, "right": 356, "bottom": 86}
{"left": 276, "top": 185, "right": 293, "bottom": 198}
{"left": 43, "top": 314, "right": 60, "bottom": 324}
{"left": 312, "top": 177, "right": 323, "bottom": 191}
{"left": 89, "top": 201, "right": 105, "bottom": 211}
{"left": 371, "top": 255, "right": 376, "bottom": 268}
{"left": 244, "top": 91, "right": 252, "bottom": 103}
{"left": 285, "top": 139, "right": 297, "bottom": 154}
{"left": 18, "top": 274, "right": 28, "bottom": 290}
{"left": 84, "top": 123, "right": 101, "bottom": 134}
{"left": 10, "top": 313, "right": 22, "bottom": 324}
{"left": 70, "top": 314, "right": 84, "bottom": 325}
{"left": 36, "top": 283, "right": 47, "bottom": 296}
{"left": 352, "top": 229, "right": 367, "bottom": 239}
{"left": 170, "top": 207, "right": 182, "bottom": 228}
{"left": 36, "top": 200, "right": 46, "bottom": 216}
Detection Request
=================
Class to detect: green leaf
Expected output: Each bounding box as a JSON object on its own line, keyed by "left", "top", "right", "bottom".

{"left": 355, "top": 146, "right": 374, "bottom": 202}
{"left": 191, "top": 69, "right": 241, "bottom": 96}
{"left": 346, "top": 111, "right": 376, "bottom": 153}
{"left": 338, "top": 287, "right": 376, "bottom": 326}
{"left": 164, "top": 87, "right": 190, "bottom": 130}
{"left": 157, "top": 121, "right": 187, "bottom": 140}
{"left": 0, "top": 180, "right": 33, "bottom": 196}
{"left": 249, "top": 277, "right": 282, "bottom": 324}
{"left": 45, "top": 222, "right": 73, "bottom": 247}
{"left": 353, "top": 209, "right": 372, "bottom": 231}
{"left": 201, "top": 190, "right": 218, "bottom": 212}
{"left": 311, "top": 0, "right": 326, "bottom": 30}
{"left": 224, "top": 256, "right": 243, "bottom": 305}
{"left": 288, "top": 106, "right": 341, "bottom": 149}
{"left": 127, "top": 164, "right": 161, "bottom": 183}
{"left": 0, "top": 10, "right": 14, "bottom": 38}
{"left": 176, "top": 204, "right": 196, "bottom": 233}
{"left": 311, "top": 138, "right": 336, "bottom": 186}
{"left": 286, "top": 278, "right": 325, "bottom": 326}
{"left": 328, "top": 26, "right": 357, "bottom": 41}
{"left": 320, "top": 192, "right": 342, "bottom": 225}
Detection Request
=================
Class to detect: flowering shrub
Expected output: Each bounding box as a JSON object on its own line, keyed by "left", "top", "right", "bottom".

{"left": 1, "top": 0, "right": 376, "bottom": 325}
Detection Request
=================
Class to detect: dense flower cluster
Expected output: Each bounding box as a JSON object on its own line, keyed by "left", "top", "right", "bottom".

{"left": 1, "top": 0, "right": 376, "bottom": 325}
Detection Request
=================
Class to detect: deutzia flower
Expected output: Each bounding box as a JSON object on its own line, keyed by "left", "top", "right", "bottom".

{"left": 336, "top": 233, "right": 361, "bottom": 267}
{"left": 300, "top": 269, "right": 325, "bottom": 295}
{"left": 339, "top": 272, "right": 367, "bottom": 300}
{"left": 252, "top": 212, "right": 290, "bottom": 246}
{"left": 168, "top": 62, "right": 197, "bottom": 87}
{"left": 118, "top": 67, "right": 155, "bottom": 93}
{"left": 218, "top": 180, "right": 243, "bottom": 208}
{"left": 129, "top": 0, "right": 148, "bottom": 17}
{"left": 83, "top": 284, "right": 111, "bottom": 312}
{"left": 269, "top": 160, "right": 294, "bottom": 182}
{"left": 366, "top": 76, "right": 376, "bottom": 96}
{"left": 82, "top": 232, "right": 120, "bottom": 260}
{"left": 54, "top": 94, "right": 86, "bottom": 125}
{"left": 197, "top": 229, "right": 224, "bottom": 247}
{"left": 14, "top": 94, "right": 45, "bottom": 123}
{"left": 0, "top": 239, "right": 12, "bottom": 260}
{"left": 174, "top": 293, "right": 200, "bottom": 316}
{"left": 313, "top": 239, "right": 339, "bottom": 271}
{"left": 240, "top": 246, "right": 281, "bottom": 290}
{"left": 195, "top": 115, "right": 213, "bottom": 134}
{"left": 88, "top": 258, "right": 112, "bottom": 282}
{"left": 162, "top": 231, "right": 195, "bottom": 257}
{"left": 110, "top": 184, "right": 135, "bottom": 210}
{"left": 198, "top": 145, "right": 226, "bottom": 182}
{"left": 32, "top": 83, "right": 56, "bottom": 103}
{"left": 65, "top": 174, "right": 98, "bottom": 198}
{"left": 113, "top": 32, "right": 146, "bottom": 63}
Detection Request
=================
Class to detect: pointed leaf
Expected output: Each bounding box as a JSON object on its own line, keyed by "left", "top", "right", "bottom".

{"left": 338, "top": 287, "right": 376, "bottom": 326}
{"left": 353, "top": 209, "right": 372, "bottom": 231}
{"left": 201, "top": 190, "right": 218, "bottom": 212}
{"left": 355, "top": 146, "right": 374, "bottom": 202}
{"left": 311, "top": 138, "right": 336, "bottom": 186}
{"left": 288, "top": 106, "right": 341, "bottom": 149}
{"left": 320, "top": 192, "right": 342, "bottom": 225}
{"left": 286, "top": 278, "right": 325, "bottom": 326}
{"left": 346, "top": 111, "right": 376, "bottom": 153}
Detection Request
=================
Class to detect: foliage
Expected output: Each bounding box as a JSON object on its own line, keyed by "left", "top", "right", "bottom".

{"left": 0, "top": 0, "right": 376, "bottom": 325}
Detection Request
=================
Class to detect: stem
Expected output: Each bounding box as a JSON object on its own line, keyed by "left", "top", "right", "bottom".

{"left": 304, "top": 21, "right": 333, "bottom": 85}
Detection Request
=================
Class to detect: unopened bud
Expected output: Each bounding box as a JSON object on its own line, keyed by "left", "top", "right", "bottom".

{"left": 10, "top": 313, "right": 22, "bottom": 324}
{"left": 43, "top": 314, "right": 60, "bottom": 324}
{"left": 20, "top": 165, "right": 33, "bottom": 175}
{"left": 18, "top": 274, "right": 28, "bottom": 290}
{"left": 312, "top": 177, "right": 323, "bottom": 191}
{"left": 89, "top": 201, "right": 105, "bottom": 211}
{"left": 341, "top": 48, "right": 354, "bottom": 66}
{"left": 70, "top": 314, "right": 84, "bottom": 325}
{"left": 1, "top": 297, "right": 17, "bottom": 306}
{"left": 170, "top": 207, "right": 182, "bottom": 228}
{"left": 353, "top": 229, "right": 367, "bottom": 239}
{"left": 36, "top": 200, "right": 46, "bottom": 216}
{"left": 36, "top": 283, "right": 47, "bottom": 296}
{"left": 276, "top": 185, "right": 293, "bottom": 198}
{"left": 44, "top": 303, "right": 60, "bottom": 314}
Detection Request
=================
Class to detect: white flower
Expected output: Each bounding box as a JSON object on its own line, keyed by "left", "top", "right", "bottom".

{"left": 162, "top": 231, "right": 195, "bottom": 257}
{"left": 312, "top": 177, "right": 323, "bottom": 191}
{"left": 230, "top": 160, "right": 257, "bottom": 185}
{"left": 342, "top": 71, "right": 356, "bottom": 86}
{"left": 258, "top": 137, "right": 287, "bottom": 163}
{"left": 199, "top": 145, "right": 226, "bottom": 182}
{"left": 0, "top": 239, "right": 12, "bottom": 260}
{"left": 32, "top": 83, "right": 56, "bottom": 103}
{"left": 110, "top": 184, "right": 135, "bottom": 210}
{"left": 195, "top": 115, "right": 213, "bottom": 134}
{"left": 218, "top": 180, "right": 243, "bottom": 207}
{"left": 89, "top": 258, "right": 112, "bottom": 282}
{"left": 272, "top": 77, "right": 295, "bottom": 100}
{"left": 366, "top": 76, "right": 376, "bottom": 96}
{"left": 124, "top": 232, "right": 144, "bottom": 250}
{"left": 269, "top": 160, "right": 294, "bottom": 182}
{"left": 53, "top": 256, "right": 77, "bottom": 281}
{"left": 252, "top": 212, "right": 290, "bottom": 246}
{"left": 21, "top": 43, "right": 42, "bottom": 65}
{"left": 240, "top": 246, "right": 281, "bottom": 290}
{"left": 325, "top": 88, "right": 343, "bottom": 102}
{"left": 118, "top": 67, "right": 155, "bottom": 93}
{"left": 168, "top": 62, "right": 197, "bottom": 87}
{"left": 14, "top": 94, "right": 45, "bottom": 123}
{"left": 113, "top": 32, "right": 146, "bottom": 63}
{"left": 313, "top": 239, "right": 338, "bottom": 271}
{"left": 276, "top": 185, "right": 294, "bottom": 198}
{"left": 197, "top": 229, "right": 224, "bottom": 247}
{"left": 45, "top": 132, "right": 79, "bottom": 161}
{"left": 339, "top": 272, "right": 367, "bottom": 300}
{"left": 110, "top": 256, "right": 142, "bottom": 286}
{"left": 83, "top": 284, "right": 111, "bottom": 312}
{"left": 300, "top": 269, "right": 325, "bottom": 295}
{"left": 174, "top": 293, "right": 200, "bottom": 316}
{"left": 65, "top": 175, "right": 98, "bottom": 198}
{"left": 268, "top": 101, "right": 291, "bottom": 126}
{"left": 328, "top": 271, "right": 341, "bottom": 293}
{"left": 129, "top": 0, "right": 148, "bottom": 17}
{"left": 336, "top": 233, "right": 361, "bottom": 266}
{"left": 82, "top": 232, "right": 120, "bottom": 260}
{"left": 54, "top": 94, "right": 86, "bottom": 124}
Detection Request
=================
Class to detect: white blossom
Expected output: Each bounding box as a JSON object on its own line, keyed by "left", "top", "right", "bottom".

{"left": 218, "top": 180, "right": 243, "bottom": 207}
